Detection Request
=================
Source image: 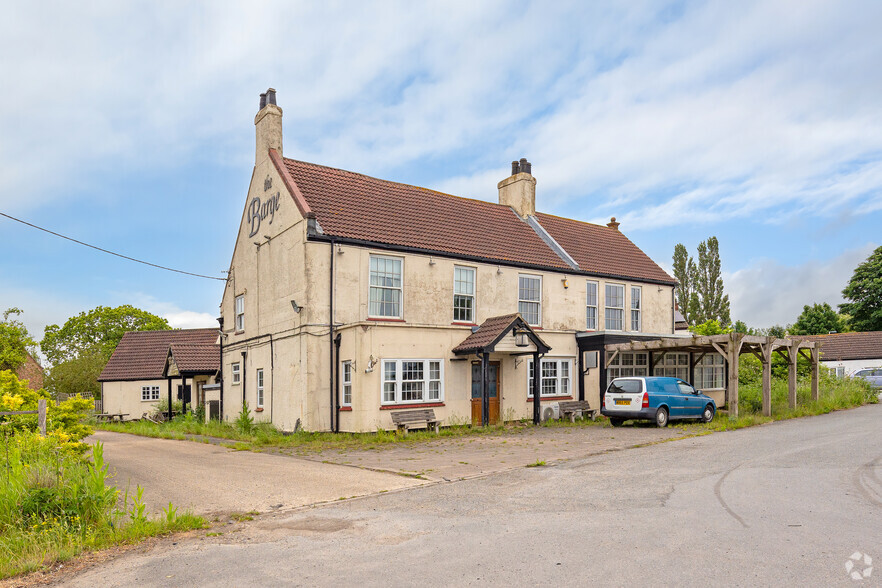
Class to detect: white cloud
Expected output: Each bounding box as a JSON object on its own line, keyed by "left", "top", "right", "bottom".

{"left": 123, "top": 293, "right": 216, "bottom": 329}
{"left": 725, "top": 243, "right": 877, "bottom": 328}
{"left": 163, "top": 311, "right": 218, "bottom": 330}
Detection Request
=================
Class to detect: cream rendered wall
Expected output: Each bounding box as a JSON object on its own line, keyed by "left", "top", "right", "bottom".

{"left": 821, "top": 358, "right": 882, "bottom": 376}
{"left": 101, "top": 379, "right": 168, "bottom": 420}
{"left": 220, "top": 154, "right": 309, "bottom": 431}
{"left": 301, "top": 242, "right": 673, "bottom": 431}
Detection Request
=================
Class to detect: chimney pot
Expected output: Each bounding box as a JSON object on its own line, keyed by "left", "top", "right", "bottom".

{"left": 259, "top": 93, "right": 267, "bottom": 110}
{"left": 255, "top": 88, "right": 282, "bottom": 163}
{"left": 266, "top": 88, "right": 277, "bottom": 105}
{"left": 511, "top": 161, "right": 519, "bottom": 176}
{"left": 607, "top": 217, "right": 620, "bottom": 231}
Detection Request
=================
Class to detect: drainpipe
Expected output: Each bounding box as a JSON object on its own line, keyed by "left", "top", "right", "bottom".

{"left": 241, "top": 350, "right": 247, "bottom": 409}
{"left": 334, "top": 333, "right": 341, "bottom": 433}
{"left": 218, "top": 318, "right": 224, "bottom": 421}
{"left": 329, "top": 238, "right": 336, "bottom": 433}
{"left": 269, "top": 334, "right": 274, "bottom": 425}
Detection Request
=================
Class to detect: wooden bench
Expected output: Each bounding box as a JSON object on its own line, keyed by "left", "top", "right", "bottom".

{"left": 557, "top": 401, "right": 597, "bottom": 423}
{"left": 390, "top": 408, "right": 441, "bottom": 435}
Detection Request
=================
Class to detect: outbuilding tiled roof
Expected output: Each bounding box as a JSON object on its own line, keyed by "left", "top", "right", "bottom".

{"left": 98, "top": 329, "right": 219, "bottom": 382}
{"left": 282, "top": 158, "right": 676, "bottom": 285}
{"left": 168, "top": 344, "right": 220, "bottom": 374}
{"left": 801, "top": 331, "right": 882, "bottom": 362}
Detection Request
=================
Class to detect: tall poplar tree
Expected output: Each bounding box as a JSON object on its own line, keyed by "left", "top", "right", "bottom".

{"left": 672, "top": 237, "right": 730, "bottom": 326}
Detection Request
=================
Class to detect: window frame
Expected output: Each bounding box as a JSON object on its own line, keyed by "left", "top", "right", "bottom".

{"left": 695, "top": 353, "right": 725, "bottom": 389}
{"left": 342, "top": 360, "right": 352, "bottom": 407}
{"left": 608, "top": 352, "right": 649, "bottom": 379}
{"left": 369, "top": 254, "right": 404, "bottom": 319}
{"left": 140, "top": 385, "right": 160, "bottom": 402}
{"left": 586, "top": 280, "right": 599, "bottom": 330}
{"left": 380, "top": 359, "right": 444, "bottom": 406}
{"left": 527, "top": 357, "right": 574, "bottom": 398}
{"left": 256, "top": 368, "right": 264, "bottom": 408}
{"left": 630, "top": 286, "right": 642, "bottom": 332}
{"left": 453, "top": 265, "right": 476, "bottom": 323}
{"left": 235, "top": 294, "right": 245, "bottom": 332}
{"left": 231, "top": 362, "right": 241, "bottom": 385}
{"left": 653, "top": 352, "right": 689, "bottom": 381}
{"left": 605, "top": 283, "right": 625, "bottom": 331}
{"left": 518, "top": 274, "right": 542, "bottom": 326}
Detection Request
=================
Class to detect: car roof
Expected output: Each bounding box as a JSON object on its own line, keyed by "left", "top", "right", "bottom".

{"left": 610, "top": 376, "right": 685, "bottom": 384}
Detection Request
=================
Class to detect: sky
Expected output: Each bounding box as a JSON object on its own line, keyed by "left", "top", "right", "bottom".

{"left": 1, "top": 0, "right": 880, "bottom": 345}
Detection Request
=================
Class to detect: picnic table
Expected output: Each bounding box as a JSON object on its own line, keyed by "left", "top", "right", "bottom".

{"left": 95, "top": 413, "right": 129, "bottom": 423}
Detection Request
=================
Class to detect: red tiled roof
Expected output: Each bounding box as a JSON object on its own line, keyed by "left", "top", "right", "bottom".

{"left": 536, "top": 212, "right": 675, "bottom": 284}
{"left": 98, "top": 329, "right": 219, "bottom": 382}
{"left": 452, "top": 313, "right": 549, "bottom": 354}
{"left": 168, "top": 344, "right": 220, "bottom": 374}
{"left": 282, "top": 158, "right": 675, "bottom": 284}
{"left": 800, "top": 331, "right": 882, "bottom": 362}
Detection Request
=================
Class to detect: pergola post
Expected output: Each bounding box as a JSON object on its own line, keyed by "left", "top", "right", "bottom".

{"left": 761, "top": 338, "right": 774, "bottom": 417}
{"left": 788, "top": 341, "right": 799, "bottom": 409}
{"left": 532, "top": 350, "right": 541, "bottom": 425}
{"left": 727, "top": 333, "right": 742, "bottom": 418}
{"left": 481, "top": 352, "right": 489, "bottom": 427}
{"left": 810, "top": 344, "right": 820, "bottom": 402}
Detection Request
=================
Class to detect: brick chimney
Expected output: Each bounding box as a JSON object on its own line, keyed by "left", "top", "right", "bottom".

{"left": 254, "top": 88, "right": 282, "bottom": 165}
{"left": 498, "top": 158, "right": 537, "bottom": 218}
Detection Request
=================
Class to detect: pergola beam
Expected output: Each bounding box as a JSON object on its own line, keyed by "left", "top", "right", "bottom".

{"left": 602, "top": 333, "right": 818, "bottom": 420}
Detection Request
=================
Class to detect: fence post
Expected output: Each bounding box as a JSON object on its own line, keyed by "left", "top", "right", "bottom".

{"left": 38, "top": 398, "right": 47, "bottom": 436}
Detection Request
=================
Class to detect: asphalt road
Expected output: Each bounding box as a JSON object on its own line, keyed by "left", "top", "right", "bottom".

{"left": 65, "top": 404, "right": 882, "bottom": 587}
{"left": 88, "top": 431, "right": 425, "bottom": 515}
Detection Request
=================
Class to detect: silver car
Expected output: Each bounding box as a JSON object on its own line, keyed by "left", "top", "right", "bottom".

{"left": 854, "top": 368, "right": 882, "bottom": 389}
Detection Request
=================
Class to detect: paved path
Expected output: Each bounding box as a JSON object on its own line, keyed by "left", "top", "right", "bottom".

{"left": 294, "top": 422, "right": 688, "bottom": 481}
{"left": 89, "top": 431, "right": 426, "bottom": 515}
{"left": 64, "top": 404, "right": 882, "bottom": 586}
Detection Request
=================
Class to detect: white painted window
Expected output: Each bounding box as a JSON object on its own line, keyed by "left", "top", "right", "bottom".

{"left": 231, "top": 362, "right": 241, "bottom": 385}
{"left": 586, "top": 281, "right": 598, "bottom": 330}
{"left": 518, "top": 274, "right": 542, "bottom": 326}
{"left": 631, "top": 286, "right": 642, "bottom": 331}
{"left": 653, "top": 352, "right": 689, "bottom": 380}
{"left": 835, "top": 366, "right": 845, "bottom": 378}
{"left": 235, "top": 294, "right": 245, "bottom": 331}
{"left": 141, "top": 385, "right": 160, "bottom": 401}
{"left": 605, "top": 284, "right": 624, "bottom": 330}
{"left": 528, "top": 358, "right": 573, "bottom": 398}
{"left": 342, "top": 361, "right": 352, "bottom": 406}
{"left": 369, "top": 255, "right": 403, "bottom": 318}
{"left": 608, "top": 352, "right": 649, "bottom": 379}
{"left": 256, "top": 368, "right": 264, "bottom": 408}
{"left": 453, "top": 266, "right": 476, "bottom": 323}
{"left": 695, "top": 354, "right": 725, "bottom": 389}
{"left": 381, "top": 359, "right": 443, "bottom": 405}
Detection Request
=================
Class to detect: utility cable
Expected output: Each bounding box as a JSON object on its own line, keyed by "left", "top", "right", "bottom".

{"left": 1, "top": 211, "right": 226, "bottom": 281}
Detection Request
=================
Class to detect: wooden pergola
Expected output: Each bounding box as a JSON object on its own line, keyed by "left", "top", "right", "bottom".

{"left": 604, "top": 333, "right": 821, "bottom": 418}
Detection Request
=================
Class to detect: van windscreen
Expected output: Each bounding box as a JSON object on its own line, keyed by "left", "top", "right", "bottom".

{"left": 608, "top": 380, "right": 641, "bottom": 394}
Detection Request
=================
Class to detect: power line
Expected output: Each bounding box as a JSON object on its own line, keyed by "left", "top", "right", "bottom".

{"left": 0, "top": 211, "right": 226, "bottom": 281}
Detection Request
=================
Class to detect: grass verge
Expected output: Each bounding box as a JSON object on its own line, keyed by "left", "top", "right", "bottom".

{"left": 0, "top": 435, "right": 205, "bottom": 580}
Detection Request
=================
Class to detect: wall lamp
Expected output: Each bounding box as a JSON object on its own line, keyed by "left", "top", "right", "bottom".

{"left": 562, "top": 277, "right": 569, "bottom": 289}
{"left": 513, "top": 329, "right": 530, "bottom": 347}
{"left": 290, "top": 300, "right": 302, "bottom": 313}
{"left": 365, "top": 355, "right": 379, "bottom": 373}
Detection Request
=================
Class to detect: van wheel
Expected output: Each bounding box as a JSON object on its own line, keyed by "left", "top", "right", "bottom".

{"left": 702, "top": 404, "right": 715, "bottom": 423}
{"left": 610, "top": 418, "right": 624, "bottom": 427}
{"left": 655, "top": 407, "right": 669, "bottom": 428}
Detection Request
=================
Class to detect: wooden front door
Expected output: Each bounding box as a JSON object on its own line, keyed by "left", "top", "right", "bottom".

{"left": 471, "top": 362, "right": 501, "bottom": 425}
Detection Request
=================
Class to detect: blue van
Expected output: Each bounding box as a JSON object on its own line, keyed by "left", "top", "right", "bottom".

{"left": 601, "top": 376, "right": 716, "bottom": 427}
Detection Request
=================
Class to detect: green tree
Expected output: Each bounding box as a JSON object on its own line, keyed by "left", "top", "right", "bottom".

{"left": 672, "top": 244, "right": 696, "bottom": 323}
{"left": 672, "top": 237, "right": 730, "bottom": 326}
{"left": 688, "top": 319, "right": 732, "bottom": 336}
{"left": 840, "top": 246, "right": 882, "bottom": 331}
{"left": 41, "top": 305, "right": 170, "bottom": 365}
{"left": 0, "top": 308, "right": 36, "bottom": 371}
{"left": 733, "top": 320, "right": 753, "bottom": 335}
{"left": 791, "top": 302, "right": 844, "bottom": 335}
{"left": 42, "top": 350, "right": 106, "bottom": 399}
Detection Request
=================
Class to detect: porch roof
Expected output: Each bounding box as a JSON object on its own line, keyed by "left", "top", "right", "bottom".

{"left": 452, "top": 313, "right": 550, "bottom": 355}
